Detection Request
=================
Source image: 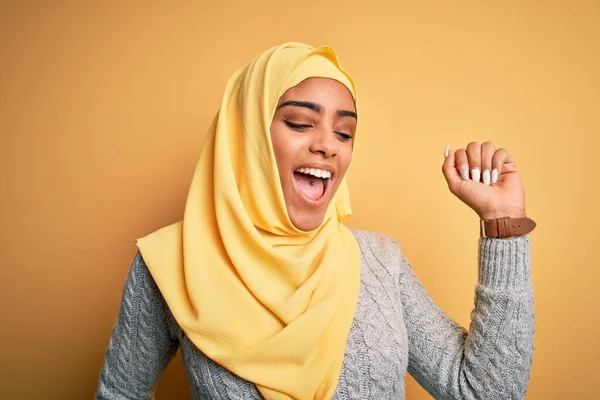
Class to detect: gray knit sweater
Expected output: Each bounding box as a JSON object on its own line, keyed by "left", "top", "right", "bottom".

{"left": 96, "top": 230, "right": 534, "bottom": 399}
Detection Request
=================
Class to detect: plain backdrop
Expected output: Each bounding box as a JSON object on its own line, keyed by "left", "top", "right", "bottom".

{"left": 1, "top": 1, "right": 599, "bottom": 399}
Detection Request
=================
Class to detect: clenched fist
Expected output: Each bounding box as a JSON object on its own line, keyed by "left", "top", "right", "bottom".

{"left": 442, "top": 142, "right": 526, "bottom": 220}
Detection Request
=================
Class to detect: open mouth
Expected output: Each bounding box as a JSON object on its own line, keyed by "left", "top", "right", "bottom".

{"left": 292, "top": 167, "right": 332, "bottom": 204}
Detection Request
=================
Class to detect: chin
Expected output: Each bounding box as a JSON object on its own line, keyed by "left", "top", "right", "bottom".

{"left": 289, "top": 210, "right": 326, "bottom": 232}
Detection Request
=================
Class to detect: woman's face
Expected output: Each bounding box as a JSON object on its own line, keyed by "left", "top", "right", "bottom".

{"left": 270, "top": 77, "right": 357, "bottom": 231}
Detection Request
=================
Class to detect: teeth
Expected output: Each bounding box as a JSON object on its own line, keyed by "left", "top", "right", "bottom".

{"left": 295, "top": 167, "right": 332, "bottom": 179}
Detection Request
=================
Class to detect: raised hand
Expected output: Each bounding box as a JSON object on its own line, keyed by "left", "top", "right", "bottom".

{"left": 442, "top": 142, "right": 526, "bottom": 220}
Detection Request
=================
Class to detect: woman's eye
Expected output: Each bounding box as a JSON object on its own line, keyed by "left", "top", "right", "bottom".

{"left": 284, "top": 120, "right": 312, "bottom": 130}
{"left": 336, "top": 132, "right": 353, "bottom": 141}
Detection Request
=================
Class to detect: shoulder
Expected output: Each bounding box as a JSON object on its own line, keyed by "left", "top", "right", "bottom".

{"left": 129, "top": 251, "right": 153, "bottom": 282}
{"left": 122, "top": 251, "right": 163, "bottom": 301}
{"left": 350, "top": 228, "right": 403, "bottom": 257}
{"left": 349, "top": 228, "right": 404, "bottom": 275}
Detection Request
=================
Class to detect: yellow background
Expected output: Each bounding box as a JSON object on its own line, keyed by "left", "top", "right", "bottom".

{"left": 1, "top": 2, "right": 598, "bottom": 399}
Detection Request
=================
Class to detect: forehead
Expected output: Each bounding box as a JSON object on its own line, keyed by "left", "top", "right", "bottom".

{"left": 278, "top": 78, "right": 356, "bottom": 110}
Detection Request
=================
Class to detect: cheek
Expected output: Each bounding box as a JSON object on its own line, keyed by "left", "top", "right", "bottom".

{"left": 270, "top": 124, "right": 306, "bottom": 171}
{"left": 339, "top": 146, "right": 353, "bottom": 174}
{"left": 270, "top": 126, "right": 288, "bottom": 170}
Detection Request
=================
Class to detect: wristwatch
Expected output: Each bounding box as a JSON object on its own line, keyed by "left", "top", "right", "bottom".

{"left": 480, "top": 216, "right": 536, "bottom": 238}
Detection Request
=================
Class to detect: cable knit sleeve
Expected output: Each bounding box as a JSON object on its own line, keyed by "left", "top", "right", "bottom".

{"left": 96, "top": 252, "right": 179, "bottom": 400}
{"left": 398, "top": 236, "right": 535, "bottom": 399}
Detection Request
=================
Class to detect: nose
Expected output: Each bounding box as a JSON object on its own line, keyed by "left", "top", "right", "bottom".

{"left": 309, "top": 127, "right": 338, "bottom": 158}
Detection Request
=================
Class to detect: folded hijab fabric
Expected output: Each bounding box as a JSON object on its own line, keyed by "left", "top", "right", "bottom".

{"left": 136, "top": 42, "right": 361, "bottom": 400}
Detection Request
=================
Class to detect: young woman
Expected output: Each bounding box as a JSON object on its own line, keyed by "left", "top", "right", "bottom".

{"left": 96, "top": 42, "right": 535, "bottom": 400}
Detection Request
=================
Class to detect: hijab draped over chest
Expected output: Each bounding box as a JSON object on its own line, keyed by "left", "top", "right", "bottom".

{"left": 136, "top": 42, "right": 361, "bottom": 400}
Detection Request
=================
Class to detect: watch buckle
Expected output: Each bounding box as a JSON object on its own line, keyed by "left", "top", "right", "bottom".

{"left": 481, "top": 219, "right": 487, "bottom": 238}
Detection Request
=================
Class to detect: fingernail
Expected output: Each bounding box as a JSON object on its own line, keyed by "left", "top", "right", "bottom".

{"left": 444, "top": 143, "right": 450, "bottom": 158}
{"left": 483, "top": 169, "right": 491, "bottom": 185}
{"left": 492, "top": 168, "right": 499, "bottom": 184}
{"left": 460, "top": 165, "right": 470, "bottom": 180}
{"left": 471, "top": 168, "right": 481, "bottom": 182}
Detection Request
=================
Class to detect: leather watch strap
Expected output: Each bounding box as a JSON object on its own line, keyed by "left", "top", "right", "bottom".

{"left": 480, "top": 216, "right": 536, "bottom": 238}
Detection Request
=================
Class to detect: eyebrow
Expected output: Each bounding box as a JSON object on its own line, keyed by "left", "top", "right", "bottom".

{"left": 276, "top": 100, "right": 357, "bottom": 120}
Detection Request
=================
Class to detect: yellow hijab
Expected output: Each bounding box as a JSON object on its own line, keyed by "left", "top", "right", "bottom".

{"left": 136, "top": 42, "right": 361, "bottom": 400}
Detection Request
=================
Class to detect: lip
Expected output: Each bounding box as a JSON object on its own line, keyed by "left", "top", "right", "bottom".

{"left": 291, "top": 169, "right": 334, "bottom": 208}
{"left": 294, "top": 163, "right": 335, "bottom": 176}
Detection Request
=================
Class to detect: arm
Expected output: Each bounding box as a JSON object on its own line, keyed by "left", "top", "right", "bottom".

{"left": 399, "top": 236, "right": 534, "bottom": 399}
{"left": 96, "top": 253, "right": 179, "bottom": 400}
